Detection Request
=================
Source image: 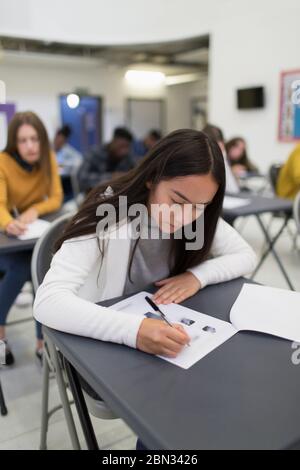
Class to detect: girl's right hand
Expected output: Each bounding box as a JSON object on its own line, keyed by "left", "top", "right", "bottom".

{"left": 136, "top": 318, "right": 191, "bottom": 358}
{"left": 5, "top": 220, "right": 27, "bottom": 236}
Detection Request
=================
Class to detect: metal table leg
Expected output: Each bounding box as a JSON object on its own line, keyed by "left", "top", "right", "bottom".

{"left": 63, "top": 357, "right": 99, "bottom": 450}
{"left": 251, "top": 214, "right": 295, "bottom": 290}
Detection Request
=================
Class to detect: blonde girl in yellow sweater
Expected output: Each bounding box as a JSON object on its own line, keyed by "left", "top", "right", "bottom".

{"left": 0, "top": 111, "right": 63, "bottom": 365}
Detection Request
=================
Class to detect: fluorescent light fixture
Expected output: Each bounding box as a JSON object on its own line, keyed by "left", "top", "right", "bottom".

{"left": 125, "top": 70, "right": 165, "bottom": 86}
{"left": 66, "top": 93, "right": 80, "bottom": 109}
{"left": 165, "top": 73, "right": 202, "bottom": 86}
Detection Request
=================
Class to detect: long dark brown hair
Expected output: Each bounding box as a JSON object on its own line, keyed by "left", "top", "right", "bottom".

{"left": 225, "top": 137, "right": 257, "bottom": 172}
{"left": 56, "top": 129, "right": 225, "bottom": 276}
{"left": 4, "top": 111, "right": 52, "bottom": 188}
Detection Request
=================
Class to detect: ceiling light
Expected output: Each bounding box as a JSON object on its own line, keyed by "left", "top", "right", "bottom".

{"left": 125, "top": 70, "right": 165, "bottom": 86}
{"left": 66, "top": 93, "right": 80, "bottom": 109}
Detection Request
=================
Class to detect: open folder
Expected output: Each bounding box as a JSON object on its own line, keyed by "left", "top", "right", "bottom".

{"left": 111, "top": 284, "right": 300, "bottom": 369}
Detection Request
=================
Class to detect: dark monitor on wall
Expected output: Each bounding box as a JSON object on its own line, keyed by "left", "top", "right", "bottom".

{"left": 237, "top": 87, "right": 265, "bottom": 109}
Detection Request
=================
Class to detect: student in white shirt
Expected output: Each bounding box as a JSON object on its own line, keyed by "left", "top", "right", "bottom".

{"left": 34, "top": 128, "right": 256, "bottom": 359}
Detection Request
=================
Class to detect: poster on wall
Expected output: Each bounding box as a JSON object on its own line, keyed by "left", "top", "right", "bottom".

{"left": 278, "top": 69, "right": 300, "bottom": 141}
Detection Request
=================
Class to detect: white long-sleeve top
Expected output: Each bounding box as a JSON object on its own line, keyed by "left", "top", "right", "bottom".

{"left": 33, "top": 218, "right": 256, "bottom": 349}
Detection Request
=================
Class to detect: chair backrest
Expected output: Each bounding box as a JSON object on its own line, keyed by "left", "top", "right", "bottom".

{"left": 269, "top": 163, "right": 283, "bottom": 194}
{"left": 293, "top": 191, "right": 300, "bottom": 234}
{"left": 31, "top": 212, "right": 75, "bottom": 293}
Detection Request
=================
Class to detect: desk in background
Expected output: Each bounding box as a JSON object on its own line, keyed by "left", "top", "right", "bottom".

{"left": 223, "top": 193, "right": 294, "bottom": 290}
{"left": 0, "top": 209, "right": 67, "bottom": 255}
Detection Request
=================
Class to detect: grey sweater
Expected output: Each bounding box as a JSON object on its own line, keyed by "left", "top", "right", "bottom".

{"left": 123, "top": 217, "right": 173, "bottom": 295}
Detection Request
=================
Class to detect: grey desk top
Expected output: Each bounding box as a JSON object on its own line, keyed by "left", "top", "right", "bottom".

{"left": 44, "top": 277, "right": 300, "bottom": 450}
{"left": 223, "top": 193, "right": 293, "bottom": 220}
{"left": 0, "top": 209, "right": 67, "bottom": 255}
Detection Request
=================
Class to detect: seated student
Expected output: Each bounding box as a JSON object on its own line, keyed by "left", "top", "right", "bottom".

{"left": 132, "top": 129, "right": 162, "bottom": 160}
{"left": 78, "top": 127, "right": 135, "bottom": 193}
{"left": 202, "top": 124, "right": 240, "bottom": 194}
{"left": 34, "top": 129, "right": 256, "bottom": 448}
{"left": 0, "top": 111, "right": 63, "bottom": 365}
{"left": 225, "top": 137, "right": 258, "bottom": 178}
{"left": 53, "top": 125, "right": 83, "bottom": 169}
{"left": 276, "top": 143, "right": 300, "bottom": 200}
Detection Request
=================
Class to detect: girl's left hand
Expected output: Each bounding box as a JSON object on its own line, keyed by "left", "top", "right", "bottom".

{"left": 153, "top": 272, "right": 202, "bottom": 305}
{"left": 18, "top": 208, "right": 38, "bottom": 224}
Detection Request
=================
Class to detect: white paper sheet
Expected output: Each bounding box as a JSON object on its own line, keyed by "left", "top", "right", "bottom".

{"left": 230, "top": 284, "right": 300, "bottom": 342}
{"left": 112, "top": 291, "right": 237, "bottom": 369}
{"left": 223, "top": 196, "right": 251, "bottom": 209}
{"left": 18, "top": 219, "right": 51, "bottom": 240}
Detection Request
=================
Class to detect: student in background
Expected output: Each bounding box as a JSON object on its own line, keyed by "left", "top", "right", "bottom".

{"left": 225, "top": 137, "right": 258, "bottom": 178}
{"left": 34, "top": 129, "right": 256, "bottom": 449}
{"left": 276, "top": 143, "right": 300, "bottom": 200}
{"left": 132, "top": 129, "right": 162, "bottom": 160}
{"left": 54, "top": 125, "right": 83, "bottom": 202}
{"left": 0, "top": 111, "right": 63, "bottom": 365}
{"left": 202, "top": 124, "right": 240, "bottom": 194}
{"left": 78, "top": 127, "right": 134, "bottom": 193}
{"left": 53, "top": 125, "right": 83, "bottom": 169}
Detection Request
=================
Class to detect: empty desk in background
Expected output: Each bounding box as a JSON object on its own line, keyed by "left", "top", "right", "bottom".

{"left": 223, "top": 194, "right": 294, "bottom": 290}
{"left": 0, "top": 210, "right": 67, "bottom": 255}
{"left": 44, "top": 277, "right": 300, "bottom": 450}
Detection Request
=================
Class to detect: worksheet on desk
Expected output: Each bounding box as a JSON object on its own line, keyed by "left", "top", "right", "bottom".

{"left": 18, "top": 219, "right": 51, "bottom": 240}
{"left": 111, "top": 291, "right": 237, "bottom": 369}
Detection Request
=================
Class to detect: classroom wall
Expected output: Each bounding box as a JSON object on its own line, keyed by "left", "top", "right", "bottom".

{"left": 166, "top": 78, "right": 207, "bottom": 133}
{"left": 208, "top": 1, "right": 300, "bottom": 171}
{"left": 0, "top": 53, "right": 204, "bottom": 145}
{"left": 1, "top": 0, "right": 300, "bottom": 169}
{"left": 0, "top": 54, "right": 171, "bottom": 143}
{"left": 0, "top": 54, "right": 126, "bottom": 142}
